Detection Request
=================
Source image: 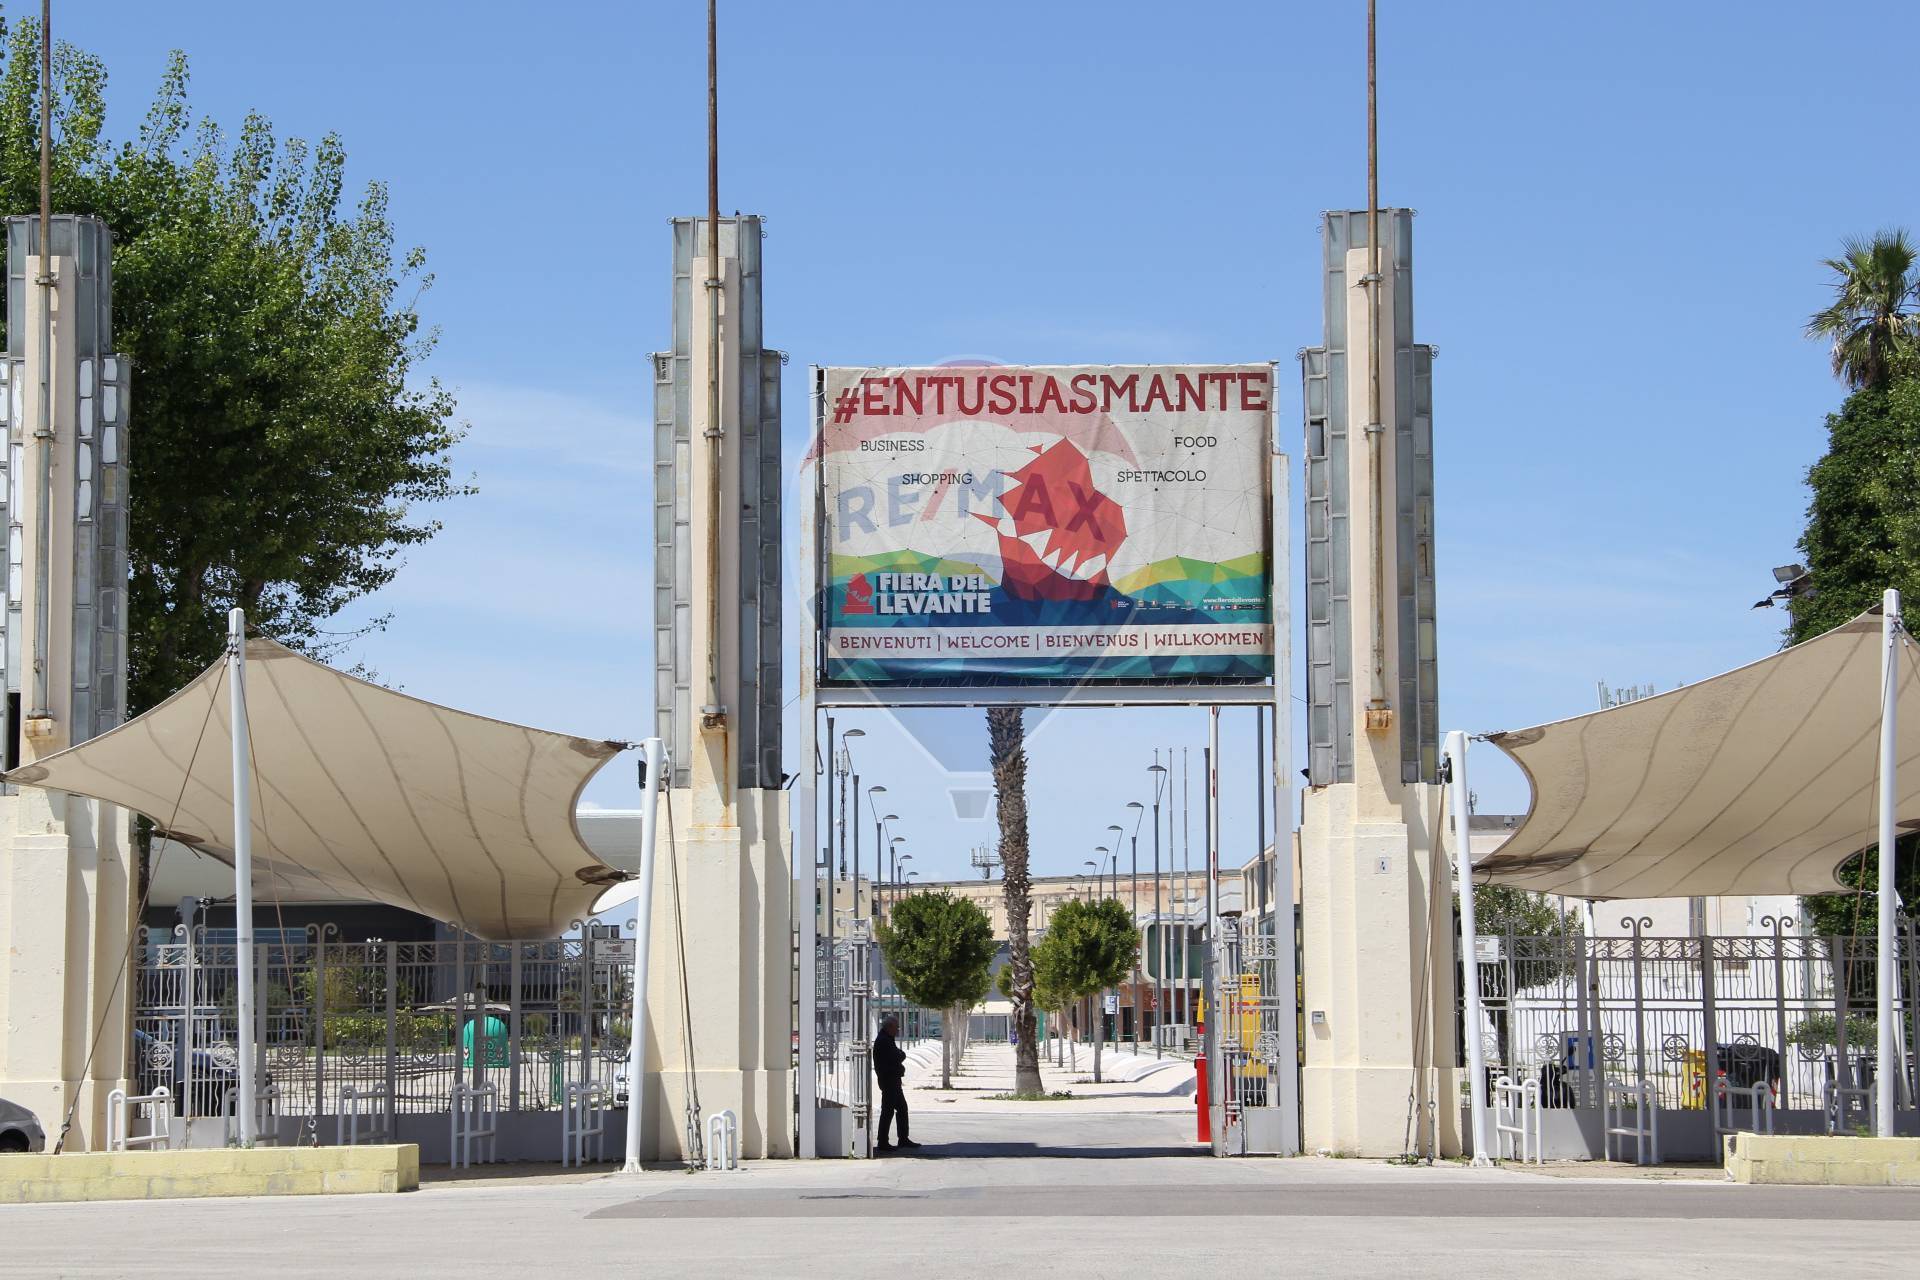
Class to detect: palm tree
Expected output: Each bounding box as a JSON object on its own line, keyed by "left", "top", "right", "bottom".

{"left": 1806, "top": 229, "right": 1920, "bottom": 390}
{"left": 988, "top": 705, "right": 1045, "bottom": 1095}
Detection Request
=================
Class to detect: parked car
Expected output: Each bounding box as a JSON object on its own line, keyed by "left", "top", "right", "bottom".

{"left": 0, "top": 1096, "right": 45, "bottom": 1152}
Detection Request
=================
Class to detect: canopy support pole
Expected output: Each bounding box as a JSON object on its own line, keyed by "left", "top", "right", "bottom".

{"left": 228, "top": 608, "right": 258, "bottom": 1148}
{"left": 1444, "top": 729, "right": 1492, "bottom": 1165}
{"left": 1878, "top": 589, "right": 1899, "bottom": 1139}
{"left": 623, "top": 736, "right": 666, "bottom": 1172}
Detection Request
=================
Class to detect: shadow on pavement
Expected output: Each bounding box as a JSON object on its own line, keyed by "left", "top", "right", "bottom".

{"left": 879, "top": 1140, "right": 1204, "bottom": 1159}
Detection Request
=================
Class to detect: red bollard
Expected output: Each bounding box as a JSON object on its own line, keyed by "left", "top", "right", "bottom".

{"left": 1195, "top": 1055, "right": 1211, "bottom": 1143}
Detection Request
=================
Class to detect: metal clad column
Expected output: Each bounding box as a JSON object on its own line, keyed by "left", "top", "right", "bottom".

{"left": 1445, "top": 730, "right": 1491, "bottom": 1165}
{"left": 623, "top": 737, "right": 666, "bottom": 1172}
{"left": 227, "top": 608, "right": 257, "bottom": 1146}
{"left": 1877, "top": 588, "right": 1899, "bottom": 1137}
{"left": 1270, "top": 451, "right": 1301, "bottom": 1153}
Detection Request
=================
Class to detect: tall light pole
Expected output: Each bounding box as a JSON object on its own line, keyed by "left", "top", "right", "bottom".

{"left": 1167, "top": 744, "right": 1182, "bottom": 1036}
{"left": 1126, "top": 800, "right": 1145, "bottom": 1053}
{"left": 869, "top": 785, "right": 888, "bottom": 906}
{"left": 825, "top": 712, "right": 838, "bottom": 1057}
{"left": 871, "top": 810, "right": 896, "bottom": 1028}
{"left": 889, "top": 840, "right": 908, "bottom": 1030}
{"left": 876, "top": 815, "right": 898, "bottom": 918}
{"left": 1102, "top": 832, "right": 1121, "bottom": 1047}
{"left": 1149, "top": 758, "right": 1168, "bottom": 1057}
{"left": 843, "top": 729, "right": 865, "bottom": 921}
{"left": 1083, "top": 857, "right": 1101, "bottom": 1045}
{"left": 868, "top": 785, "right": 889, "bottom": 920}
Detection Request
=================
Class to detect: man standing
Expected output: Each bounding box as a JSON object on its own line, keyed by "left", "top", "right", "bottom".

{"left": 872, "top": 1015, "right": 920, "bottom": 1152}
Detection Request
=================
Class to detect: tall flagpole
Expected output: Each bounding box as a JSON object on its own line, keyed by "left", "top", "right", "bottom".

{"left": 228, "top": 608, "right": 258, "bottom": 1147}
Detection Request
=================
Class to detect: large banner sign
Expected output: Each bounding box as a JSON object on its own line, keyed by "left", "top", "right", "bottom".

{"left": 818, "top": 364, "right": 1274, "bottom": 684}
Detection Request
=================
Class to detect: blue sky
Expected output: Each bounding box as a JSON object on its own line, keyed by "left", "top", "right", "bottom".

{"left": 68, "top": 2, "right": 1920, "bottom": 883}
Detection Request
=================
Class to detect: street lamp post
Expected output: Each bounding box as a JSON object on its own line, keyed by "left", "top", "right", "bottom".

{"left": 825, "top": 713, "right": 838, "bottom": 1058}
{"left": 869, "top": 785, "right": 888, "bottom": 922}
{"left": 1103, "top": 835, "right": 1121, "bottom": 1047}
{"left": 1149, "top": 759, "right": 1168, "bottom": 1057}
{"left": 875, "top": 812, "right": 897, "bottom": 916}
{"left": 844, "top": 730, "right": 865, "bottom": 923}
{"left": 1126, "top": 801, "right": 1144, "bottom": 1053}
{"left": 1082, "top": 858, "right": 1099, "bottom": 1046}
{"left": 890, "top": 841, "right": 909, "bottom": 1028}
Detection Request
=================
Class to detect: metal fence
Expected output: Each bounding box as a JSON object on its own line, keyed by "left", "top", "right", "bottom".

{"left": 812, "top": 925, "right": 870, "bottom": 1130}
{"left": 1217, "top": 917, "right": 1290, "bottom": 1122}
{"left": 1470, "top": 919, "right": 1918, "bottom": 1130}
{"left": 133, "top": 926, "right": 634, "bottom": 1136}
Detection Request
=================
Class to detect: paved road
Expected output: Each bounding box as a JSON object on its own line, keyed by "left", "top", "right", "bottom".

{"left": 5, "top": 1049, "right": 1913, "bottom": 1279}
{"left": 7, "top": 1144, "right": 1918, "bottom": 1278}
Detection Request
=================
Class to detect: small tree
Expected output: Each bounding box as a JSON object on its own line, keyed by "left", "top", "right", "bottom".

{"left": 1465, "top": 885, "right": 1583, "bottom": 1071}
{"left": 1031, "top": 898, "right": 1137, "bottom": 1084}
{"left": 875, "top": 890, "right": 995, "bottom": 1089}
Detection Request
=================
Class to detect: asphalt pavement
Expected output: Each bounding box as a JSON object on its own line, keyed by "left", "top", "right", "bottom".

{"left": 5, "top": 1041, "right": 1916, "bottom": 1278}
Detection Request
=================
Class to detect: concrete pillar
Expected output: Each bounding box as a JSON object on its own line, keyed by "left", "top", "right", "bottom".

{"left": 639, "top": 218, "right": 792, "bottom": 1160}
{"left": 0, "top": 222, "right": 137, "bottom": 1152}
{"left": 1299, "top": 214, "right": 1458, "bottom": 1157}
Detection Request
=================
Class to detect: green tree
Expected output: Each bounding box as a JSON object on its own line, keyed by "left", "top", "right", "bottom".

{"left": 1471, "top": 884, "right": 1579, "bottom": 938}
{"left": 875, "top": 889, "right": 995, "bottom": 1089}
{"left": 944, "top": 959, "right": 995, "bottom": 1086}
{"left": 989, "top": 706, "right": 1045, "bottom": 1095}
{"left": 1805, "top": 230, "right": 1920, "bottom": 391}
{"left": 1802, "top": 846, "right": 1920, "bottom": 940}
{"left": 0, "top": 21, "right": 468, "bottom": 723}
{"left": 1792, "top": 238, "right": 1920, "bottom": 937}
{"left": 1031, "top": 897, "right": 1137, "bottom": 1084}
{"left": 1465, "top": 886, "right": 1582, "bottom": 1073}
{"left": 1789, "top": 380, "right": 1920, "bottom": 643}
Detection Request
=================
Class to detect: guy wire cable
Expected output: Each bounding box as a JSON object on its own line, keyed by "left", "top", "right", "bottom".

{"left": 54, "top": 665, "right": 226, "bottom": 1153}
{"left": 663, "top": 785, "right": 705, "bottom": 1168}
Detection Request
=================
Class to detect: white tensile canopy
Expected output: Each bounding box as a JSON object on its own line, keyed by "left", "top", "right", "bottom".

{"left": 1445, "top": 602, "right": 1913, "bottom": 1149}
{"left": 1476, "top": 609, "right": 1918, "bottom": 900}
{"left": 3, "top": 637, "right": 629, "bottom": 939}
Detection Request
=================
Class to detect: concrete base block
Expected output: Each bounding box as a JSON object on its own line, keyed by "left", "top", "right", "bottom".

{"left": 0, "top": 1144, "right": 420, "bottom": 1203}
{"left": 1725, "top": 1133, "right": 1920, "bottom": 1186}
{"left": 1300, "top": 783, "right": 1458, "bottom": 1158}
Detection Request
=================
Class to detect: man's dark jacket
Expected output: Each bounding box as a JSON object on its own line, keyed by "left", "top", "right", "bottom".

{"left": 873, "top": 1028, "right": 906, "bottom": 1085}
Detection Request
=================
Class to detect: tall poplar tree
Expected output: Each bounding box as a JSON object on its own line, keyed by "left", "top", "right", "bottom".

{"left": 0, "top": 19, "right": 469, "bottom": 722}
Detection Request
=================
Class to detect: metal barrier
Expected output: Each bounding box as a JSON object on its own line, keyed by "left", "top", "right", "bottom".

{"left": 705, "top": 1109, "right": 741, "bottom": 1172}
{"left": 1713, "top": 1078, "right": 1774, "bottom": 1139}
{"left": 812, "top": 924, "right": 873, "bottom": 1157}
{"left": 105, "top": 1086, "right": 172, "bottom": 1152}
{"left": 450, "top": 1082, "right": 498, "bottom": 1168}
{"left": 1492, "top": 1076, "right": 1542, "bottom": 1164}
{"left": 1467, "top": 922, "right": 1916, "bottom": 1119}
{"left": 560, "top": 1081, "right": 606, "bottom": 1167}
{"left": 133, "top": 930, "right": 632, "bottom": 1132}
{"left": 335, "top": 1084, "right": 390, "bottom": 1146}
{"left": 1603, "top": 1079, "right": 1660, "bottom": 1165}
{"left": 222, "top": 1082, "right": 280, "bottom": 1147}
{"left": 1823, "top": 1079, "right": 1877, "bottom": 1136}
